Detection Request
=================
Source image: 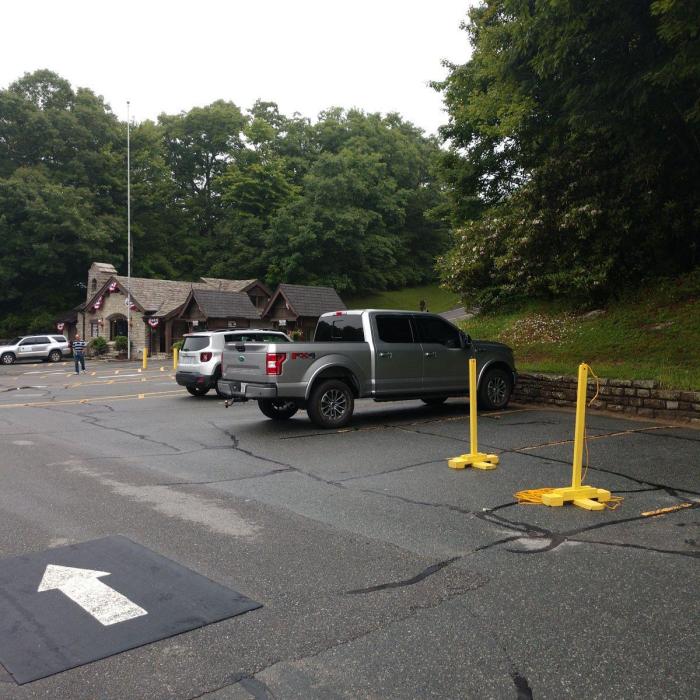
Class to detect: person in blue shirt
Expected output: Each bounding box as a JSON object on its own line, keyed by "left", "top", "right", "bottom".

{"left": 72, "top": 333, "right": 88, "bottom": 374}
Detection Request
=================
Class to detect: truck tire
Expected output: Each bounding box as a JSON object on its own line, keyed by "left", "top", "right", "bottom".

{"left": 478, "top": 367, "right": 512, "bottom": 410}
{"left": 258, "top": 398, "right": 298, "bottom": 420}
{"left": 307, "top": 379, "right": 354, "bottom": 429}
{"left": 422, "top": 397, "right": 447, "bottom": 406}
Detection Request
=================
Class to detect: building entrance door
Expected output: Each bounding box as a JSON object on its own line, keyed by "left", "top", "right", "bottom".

{"left": 110, "top": 317, "right": 128, "bottom": 340}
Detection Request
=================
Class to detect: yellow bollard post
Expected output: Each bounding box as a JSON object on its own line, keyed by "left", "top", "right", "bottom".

{"left": 142, "top": 347, "right": 148, "bottom": 371}
{"left": 448, "top": 358, "right": 499, "bottom": 470}
{"left": 541, "top": 363, "right": 612, "bottom": 510}
{"left": 173, "top": 347, "right": 178, "bottom": 371}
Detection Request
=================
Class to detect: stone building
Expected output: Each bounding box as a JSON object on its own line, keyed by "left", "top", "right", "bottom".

{"left": 75, "top": 263, "right": 345, "bottom": 354}
{"left": 77, "top": 263, "right": 271, "bottom": 356}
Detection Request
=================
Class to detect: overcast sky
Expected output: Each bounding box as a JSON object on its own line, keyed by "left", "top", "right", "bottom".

{"left": 1, "top": 1, "right": 474, "bottom": 136}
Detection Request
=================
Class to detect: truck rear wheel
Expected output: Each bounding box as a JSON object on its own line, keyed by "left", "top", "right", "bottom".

{"left": 258, "top": 398, "right": 298, "bottom": 420}
{"left": 307, "top": 379, "right": 354, "bottom": 429}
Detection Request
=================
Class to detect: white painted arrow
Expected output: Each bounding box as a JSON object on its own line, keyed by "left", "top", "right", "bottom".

{"left": 38, "top": 564, "right": 148, "bottom": 626}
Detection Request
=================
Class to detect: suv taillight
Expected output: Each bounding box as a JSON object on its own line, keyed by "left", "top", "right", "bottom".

{"left": 266, "top": 352, "right": 286, "bottom": 375}
{"left": 200, "top": 351, "right": 213, "bottom": 362}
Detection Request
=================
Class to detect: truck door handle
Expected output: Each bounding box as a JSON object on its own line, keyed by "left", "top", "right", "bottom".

{"left": 424, "top": 352, "right": 437, "bottom": 358}
{"left": 378, "top": 351, "right": 392, "bottom": 359}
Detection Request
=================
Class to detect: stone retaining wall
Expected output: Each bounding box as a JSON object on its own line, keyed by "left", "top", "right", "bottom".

{"left": 513, "top": 372, "right": 700, "bottom": 425}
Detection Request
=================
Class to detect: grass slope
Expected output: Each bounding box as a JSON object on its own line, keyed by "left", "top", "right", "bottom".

{"left": 463, "top": 272, "right": 700, "bottom": 389}
{"left": 345, "top": 284, "right": 460, "bottom": 314}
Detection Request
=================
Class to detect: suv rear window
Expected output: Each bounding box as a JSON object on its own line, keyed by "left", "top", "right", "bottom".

{"left": 51, "top": 336, "right": 67, "bottom": 343}
{"left": 181, "top": 336, "right": 210, "bottom": 351}
{"left": 227, "top": 333, "right": 290, "bottom": 343}
{"left": 315, "top": 316, "right": 364, "bottom": 342}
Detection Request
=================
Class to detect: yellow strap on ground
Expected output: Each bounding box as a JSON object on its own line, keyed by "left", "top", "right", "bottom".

{"left": 514, "top": 488, "right": 556, "bottom": 504}
{"left": 514, "top": 488, "right": 624, "bottom": 509}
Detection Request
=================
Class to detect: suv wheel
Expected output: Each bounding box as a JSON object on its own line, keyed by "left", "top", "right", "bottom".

{"left": 48, "top": 350, "right": 62, "bottom": 363}
{"left": 307, "top": 379, "right": 354, "bottom": 429}
{"left": 1, "top": 353, "right": 15, "bottom": 365}
{"left": 187, "top": 386, "right": 210, "bottom": 397}
{"left": 258, "top": 399, "right": 299, "bottom": 420}
{"left": 478, "top": 368, "right": 512, "bottom": 410}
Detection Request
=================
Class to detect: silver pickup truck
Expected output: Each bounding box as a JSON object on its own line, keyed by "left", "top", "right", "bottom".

{"left": 217, "top": 310, "right": 516, "bottom": 428}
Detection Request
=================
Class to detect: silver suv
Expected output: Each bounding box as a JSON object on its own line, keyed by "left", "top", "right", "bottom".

{"left": 0, "top": 335, "right": 71, "bottom": 365}
{"left": 176, "top": 329, "right": 292, "bottom": 397}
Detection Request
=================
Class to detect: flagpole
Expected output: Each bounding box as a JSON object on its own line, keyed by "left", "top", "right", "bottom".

{"left": 126, "top": 100, "right": 131, "bottom": 360}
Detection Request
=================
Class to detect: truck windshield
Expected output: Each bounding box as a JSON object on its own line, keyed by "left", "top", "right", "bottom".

{"left": 181, "top": 336, "right": 210, "bottom": 351}
{"left": 315, "top": 317, "right": 364, "bottom": 342}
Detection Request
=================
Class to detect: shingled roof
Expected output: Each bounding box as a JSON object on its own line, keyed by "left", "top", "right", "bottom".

{"left": 266, "top": 283, "right": 346, "bottom": 318}
{"left": 187, "top": 288, "right": 260, "bottom": 320}
{"left": 112, "top": 276, "right": 202, "bottom": 315}
{"left": 198, "top": 278, "right": 262, "bottom": 293}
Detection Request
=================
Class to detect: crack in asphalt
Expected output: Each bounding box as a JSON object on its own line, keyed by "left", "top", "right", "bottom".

{"left": 512, "top": 671, "right": 534, "bottom": 700}
{"left": 187, "top": 574, "right": 491, "bottom": 700}
{"left": 156, "top": 468, "right": 292, "bottom": 487}
{"left": 336, "top": 458, "right": 444, "bottom": 483}
{"left": 347, "top": 556, "right": 461, "bottom": 594}
{"left": 79, "top": 413, "right": 183, "bottom": 453}
{"left": 238, "top": 677, "right": 277, "bottom": 700}
{"left": 563, "top": 537, "right": 700, "bottom": 559}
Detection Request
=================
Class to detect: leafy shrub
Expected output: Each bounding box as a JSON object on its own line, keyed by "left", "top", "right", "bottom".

{"left": 114, "top": 335, "right": 128, "bottom": 352}
{"left": 171, "top": 340, "right": 183, "bottom": 352}
{"left": 89, "top": 336, "right": 107, "bottom": 355}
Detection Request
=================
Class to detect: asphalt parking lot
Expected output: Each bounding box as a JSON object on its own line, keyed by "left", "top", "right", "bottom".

{"left": 0, "top": 359, "right": 697, "bottom": 699}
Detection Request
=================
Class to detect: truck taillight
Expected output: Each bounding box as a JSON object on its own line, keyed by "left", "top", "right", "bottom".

{"left": 266, "top": 352, "right": 286, "bottom": 375}
{"left": 200, "top": 352, "right": 213, "bottom": 362}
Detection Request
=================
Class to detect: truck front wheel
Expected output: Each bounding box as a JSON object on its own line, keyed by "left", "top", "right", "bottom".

{"left": 258, "top": 398, "right": 299, "bottom": 420}
{"left": 478, "top": 368, "right": 512, "bottom": 410}
{"left": 307, "top": 379, "right": 354, "bottom": 429}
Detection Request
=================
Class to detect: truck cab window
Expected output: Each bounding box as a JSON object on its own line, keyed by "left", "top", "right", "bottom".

{"left": 414, "top": 316, "right": 461, "bottom": 348}
{"left": 376, "top": 315, "right": 414, "bottom": 343}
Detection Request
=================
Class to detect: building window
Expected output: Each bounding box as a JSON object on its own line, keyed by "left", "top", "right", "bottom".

{"left": 91, "top": 278, "right": 97, "bottom": 292}
{"left": 90, "top": 321, "right": 100, "bottom": 338}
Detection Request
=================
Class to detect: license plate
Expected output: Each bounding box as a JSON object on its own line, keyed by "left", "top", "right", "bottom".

{"left": 179, "top": 356, "right": 195, "bottom": 365}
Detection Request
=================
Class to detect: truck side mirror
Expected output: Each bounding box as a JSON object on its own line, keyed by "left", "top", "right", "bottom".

{"left": 460, "top": 331, "right": 472, "bottom": 349}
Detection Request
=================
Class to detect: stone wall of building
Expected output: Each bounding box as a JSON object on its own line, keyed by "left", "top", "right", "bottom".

{"left": 513, "top": 372, "right": 700, "bottom": 425}
{"left": 78, "top": 289, "right": 147, "bottom": 357}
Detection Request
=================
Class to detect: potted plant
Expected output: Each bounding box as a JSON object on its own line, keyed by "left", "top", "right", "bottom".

{"left": 114, "top": 335, "right": 129, "bottom": 359}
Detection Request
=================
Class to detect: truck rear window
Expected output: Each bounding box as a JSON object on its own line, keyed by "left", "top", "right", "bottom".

{"left": 181, "top": 337, "right": 210, "bottom": 351}
{"left": 315, "top": 317, "right": 364, "bottom": 342}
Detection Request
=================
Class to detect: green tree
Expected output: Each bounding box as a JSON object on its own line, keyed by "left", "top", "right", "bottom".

{"left": 159, "top": 101, "right": 248, "bottom": 241}
{"left": 436, "top": 0, "right": 700, "bottom": 304}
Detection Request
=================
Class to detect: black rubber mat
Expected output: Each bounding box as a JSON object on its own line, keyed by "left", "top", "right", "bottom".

{"left": 0, "top": 535, "right": 261, "bottom": 684}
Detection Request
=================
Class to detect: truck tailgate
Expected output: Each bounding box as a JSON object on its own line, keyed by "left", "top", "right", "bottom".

{"left": 221, "top": 342, "right": 269, "bottom": 380}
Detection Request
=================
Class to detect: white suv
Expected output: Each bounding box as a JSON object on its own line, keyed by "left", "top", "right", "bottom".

{"left": 175, "top": 329, "right": 292, "bottom": 397}
{"left": 0, "top": 335, "right": 71, "bottom": 365}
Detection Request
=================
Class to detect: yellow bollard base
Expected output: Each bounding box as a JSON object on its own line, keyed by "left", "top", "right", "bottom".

{"left": 448, "top": 453, "right": 499, "bottom": 470}
{"left": 540, "top": 486, "right": 611, "bottom": 511}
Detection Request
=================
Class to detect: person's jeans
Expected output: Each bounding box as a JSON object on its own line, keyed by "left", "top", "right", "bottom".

{"left": 74, "top": 353, "right": 86, "bottom": 373}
